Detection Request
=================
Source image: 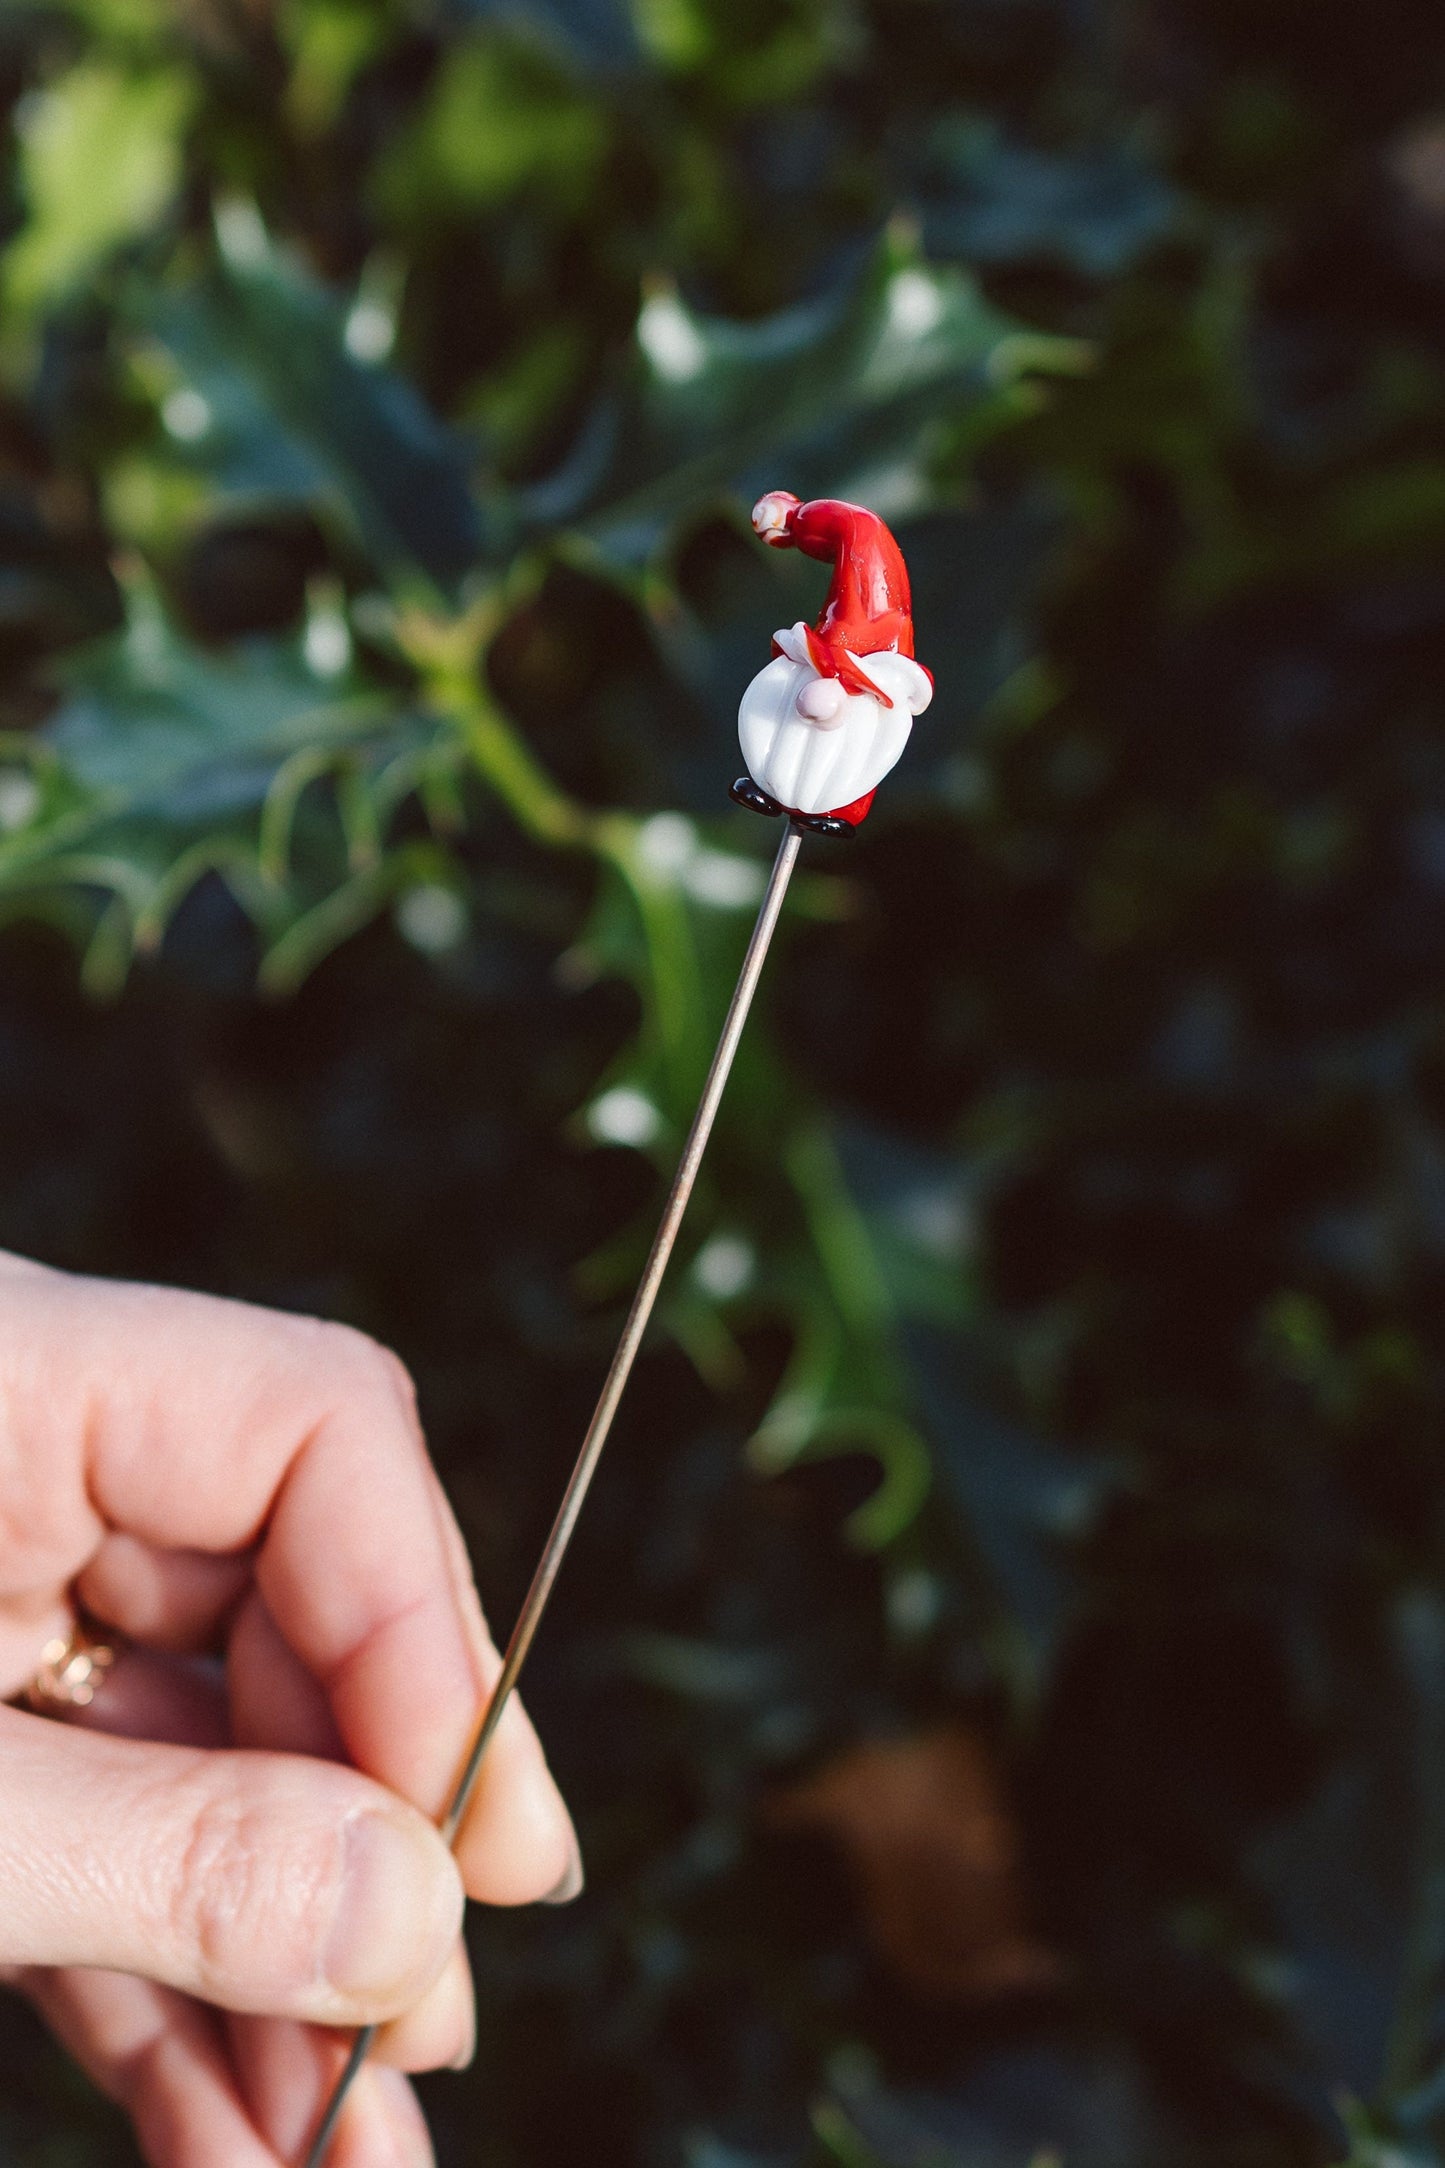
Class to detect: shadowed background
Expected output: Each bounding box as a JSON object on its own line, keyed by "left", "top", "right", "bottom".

{"left": 2, "top": 0, "right": 1445, "bottom": 2162}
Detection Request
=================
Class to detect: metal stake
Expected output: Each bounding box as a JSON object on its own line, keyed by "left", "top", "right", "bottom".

{"left": 301, "top": 818, "right": 804, "bottom": 2167}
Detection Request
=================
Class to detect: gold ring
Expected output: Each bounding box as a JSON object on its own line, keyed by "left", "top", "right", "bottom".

{"left": 20, "top": 1619, "right": 118, "bottom": 1715}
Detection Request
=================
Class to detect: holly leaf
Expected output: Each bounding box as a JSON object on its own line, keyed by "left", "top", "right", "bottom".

{"left": 0, "top": 578, "right": 458, "bottom": 993}
{"left": 1249, "top": 1592, "right": 1445, "bottom": 2132}
{"left": 3, "top": 57, "right": 195, "bottom": 315}
{"left": 904, "top": 1327, "right": 1106, "bottom": 1688}
{"left": 520, "top": 233, "right": 1086, "bottom": 566}
{"left": 452, "top": 0, "right": 638, "bottom": 66}
{"left": 814, "top": 2040, "right": 1167, "bottom": 2168}
{"left": 129, "top": 205, "right": 484, "bottom": 588}
{"left": 915, "top": 122, "right": 1178, "bottom": 279}
{"left": 562, "top": 841, "right": 938, "bottom": 1546}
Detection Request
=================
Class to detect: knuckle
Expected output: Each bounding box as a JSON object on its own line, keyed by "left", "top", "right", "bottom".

{"left": 271, "top": 1311, "right": 423, "bottom": 1441}
{"left": 317, "top": 1321, "right": 418, "bottom": 1417}
{"left": 169, "top": 1766, "right": 341, "bottom": 2004}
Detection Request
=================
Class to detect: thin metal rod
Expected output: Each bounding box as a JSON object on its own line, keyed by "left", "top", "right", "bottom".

{"left": 301, "top": 819, "right": 803, "bottom": 2168}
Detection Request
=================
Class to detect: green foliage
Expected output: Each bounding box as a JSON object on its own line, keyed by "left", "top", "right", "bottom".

{"left": 119, "top": 204, "right": 482, "bottom": 584}
{"left": 375, "top": 33, "right": 610, "bottom": 217}
{"left": 3, "top": 57, "right": 193, "bottom": 316}
{"left": 526, "top": 236, "right": 1080, "bottom": 561}
{"left": 4, "top": 1, "right": 1445, "bottom": 2166}
{"left": 3, "top": 570, "right": 456, "bottom": 994}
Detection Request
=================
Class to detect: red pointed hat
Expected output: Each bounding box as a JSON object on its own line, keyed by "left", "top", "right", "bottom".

{"left": 751, "top": 490, "right": 930, "bottom": 703}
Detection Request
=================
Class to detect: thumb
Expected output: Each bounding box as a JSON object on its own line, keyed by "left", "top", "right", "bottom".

{"left": 0, "top": 1707, "right": 463, "bottom": 2024}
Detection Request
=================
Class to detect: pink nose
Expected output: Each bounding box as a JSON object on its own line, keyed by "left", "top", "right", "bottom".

{"left": 797, "top": 677, "right": 847, "bottom": 726}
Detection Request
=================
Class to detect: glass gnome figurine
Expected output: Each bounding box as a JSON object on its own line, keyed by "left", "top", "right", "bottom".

{"left": 731, "top": 490, "right": 934, "bottom": 836}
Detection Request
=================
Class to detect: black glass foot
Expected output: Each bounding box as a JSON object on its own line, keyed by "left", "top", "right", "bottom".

{"left": 730, "top": 776, "right": 784, "bottom": 818}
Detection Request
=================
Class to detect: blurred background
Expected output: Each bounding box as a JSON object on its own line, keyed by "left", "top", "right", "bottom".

{"left": 3, "top": 0, "right": 1445, "bottom": 2162}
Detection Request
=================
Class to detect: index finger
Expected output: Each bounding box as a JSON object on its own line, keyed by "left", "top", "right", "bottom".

{"left": 8, "top": 1264, "right": 577, "bottom": 1904}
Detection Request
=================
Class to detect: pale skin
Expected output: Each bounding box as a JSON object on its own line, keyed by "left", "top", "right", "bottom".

{"left": 0, "top": 1250, "right": 582, "bottom": 2167}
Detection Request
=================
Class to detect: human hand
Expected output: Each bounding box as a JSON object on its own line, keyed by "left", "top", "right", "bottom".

{"left": 0, "top": 1251, "right": 581, "bottom": 2166}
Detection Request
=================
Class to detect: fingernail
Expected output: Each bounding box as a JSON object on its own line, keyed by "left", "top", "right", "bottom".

{"left": 450, "top": 2011, "right": 477, "bottom": 2072}
{"left": 326, "top": 1813, "right": 458, "bottom": 2001}
{"left": 541, "top": 1839, "right": 585, "bottom": 1906}
{"left": 442, "top": 1945, "right": 477, "bottom": 2069}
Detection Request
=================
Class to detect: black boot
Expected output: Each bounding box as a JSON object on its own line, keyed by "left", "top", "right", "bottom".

{"left": 795, "top": 812, "right": 857, "bottom": 838}
{"left": 730, "top": 775, "right": 784, "bottom": 818}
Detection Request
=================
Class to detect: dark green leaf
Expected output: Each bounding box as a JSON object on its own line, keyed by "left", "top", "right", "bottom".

{"left": 521, "top": 235, "right": 1085, "bottom": 564}
{"left": 916, "top": 123, "right": 1178, "bottom": 279}
{"left": 133, "top": 207, "right": 483, "bottom": 588}
{"left": 0, "top": 577, "right": 451, "bottom": 987}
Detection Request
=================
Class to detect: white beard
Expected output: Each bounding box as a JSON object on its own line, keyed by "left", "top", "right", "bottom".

{"left": 737, "top": 622, "right": 933, "bottom": 817}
